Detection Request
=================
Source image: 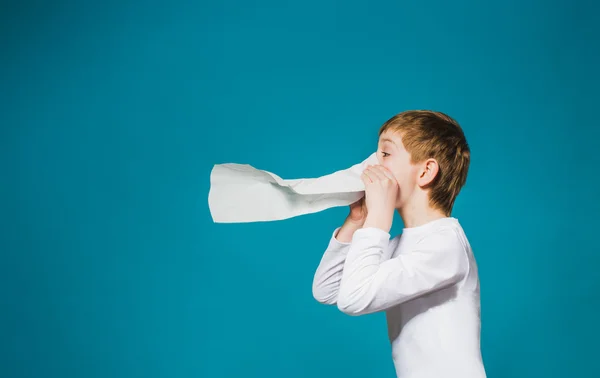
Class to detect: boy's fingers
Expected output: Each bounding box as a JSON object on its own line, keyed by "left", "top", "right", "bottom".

{"left": 371, "top": 165, "right": 396, "bottom": 183}
{"left": 361, "top": 171, "right": 372, "bottom": 184}
{"left": 369, "top": 165, "right": 392, "bottom": 182}
{"left": 365, "top": 166, "right": 385, "bottom": 181}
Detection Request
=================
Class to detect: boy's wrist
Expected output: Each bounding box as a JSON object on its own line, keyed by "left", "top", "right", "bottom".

{"left": 345, "top": 215, "right": 365, "bottom": 227}
{"left": 335, "top": 216, "right": 364, "bottom": 243}
{"left": 363, "top": 212, "right": 393, "bottom": 234}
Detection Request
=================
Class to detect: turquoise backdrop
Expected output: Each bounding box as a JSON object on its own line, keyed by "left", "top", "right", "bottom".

{"left": 2, "top": 1, "right": 599, "bottom": 377}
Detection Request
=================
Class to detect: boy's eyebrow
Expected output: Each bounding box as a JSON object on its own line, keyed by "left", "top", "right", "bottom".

{"left": 379, "top": 137, "right": 397, "bottom": 146}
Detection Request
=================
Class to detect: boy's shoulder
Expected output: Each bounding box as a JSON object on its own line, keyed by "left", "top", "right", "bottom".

{"left": 399, "top": 218, "right": 466, "bottom": 247}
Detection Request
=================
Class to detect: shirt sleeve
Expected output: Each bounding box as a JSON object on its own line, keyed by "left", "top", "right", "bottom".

{"left": 336, "top": 226, "right": 469, "bottom": 316}
{"left": 311, "top": 227, "right": 353, "bottom": 305}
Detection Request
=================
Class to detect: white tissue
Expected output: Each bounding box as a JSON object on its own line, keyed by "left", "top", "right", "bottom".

{"left": 208, "top": 152, "right": 379, "bottom": 223}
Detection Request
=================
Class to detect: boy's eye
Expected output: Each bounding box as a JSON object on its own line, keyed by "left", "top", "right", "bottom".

{"left": 381, "top": 151, "right": 390, "bottom": 157}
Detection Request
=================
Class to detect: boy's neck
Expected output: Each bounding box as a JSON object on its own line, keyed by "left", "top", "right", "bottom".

{"left": 397, "top": 205, "right": 448, "bottom": 229}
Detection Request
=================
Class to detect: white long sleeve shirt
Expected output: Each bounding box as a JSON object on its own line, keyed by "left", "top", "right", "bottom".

{"left": 312, "top": 217, "right": 486, "bottom": 378}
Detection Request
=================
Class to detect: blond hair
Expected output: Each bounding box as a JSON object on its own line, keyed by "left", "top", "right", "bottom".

{"left": 379, "top": 110, "right": 470, "bottom": 215}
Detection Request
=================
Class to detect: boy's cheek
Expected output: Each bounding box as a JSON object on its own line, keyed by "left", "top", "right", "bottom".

{"left": 390, "top": 170, "right": 403, "bottom": 185}
{"left": 381, "top": 163, "right": 396, "bottom": 176}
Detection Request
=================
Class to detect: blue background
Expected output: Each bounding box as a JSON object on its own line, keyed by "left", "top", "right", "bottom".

{"left": 2, "top": 1, "right": 599, "bottom": 377}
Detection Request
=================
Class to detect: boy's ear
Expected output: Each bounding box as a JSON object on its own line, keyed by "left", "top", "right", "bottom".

{"left": 417, "top": 158, "right": 439, "bottom": 187}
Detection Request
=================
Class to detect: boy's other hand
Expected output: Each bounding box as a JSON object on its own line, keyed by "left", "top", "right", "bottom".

{"left": 348, "top": 197, "right": 368, "bottom": 225}
{"left": 335, "top": 197, "right": 367, "bottom": 243}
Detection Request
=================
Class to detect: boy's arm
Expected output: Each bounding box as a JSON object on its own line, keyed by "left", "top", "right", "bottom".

{"left": 312, "top": 217, "right": 364, "bottom": 304}
{"left": 336, "top": 227, "right": 468, "bottom": 316}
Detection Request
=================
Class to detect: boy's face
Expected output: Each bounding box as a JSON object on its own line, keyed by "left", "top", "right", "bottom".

{"left": 376, "top": 130, "right": 420, "bottom": 209}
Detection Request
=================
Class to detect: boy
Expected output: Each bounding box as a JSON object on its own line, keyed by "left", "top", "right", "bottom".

{"left": 312, "top": 110, "right": 486, "bottom": 377}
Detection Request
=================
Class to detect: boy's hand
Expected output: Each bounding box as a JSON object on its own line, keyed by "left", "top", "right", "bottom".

{"left": 335, "top": 197, "right": 368, "bottom": 243}
{"left": 361, "top": 165, "right": 398, "bottom": 233}
{"left": 348, "top": 197, "right": 368, "bottom": 225}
